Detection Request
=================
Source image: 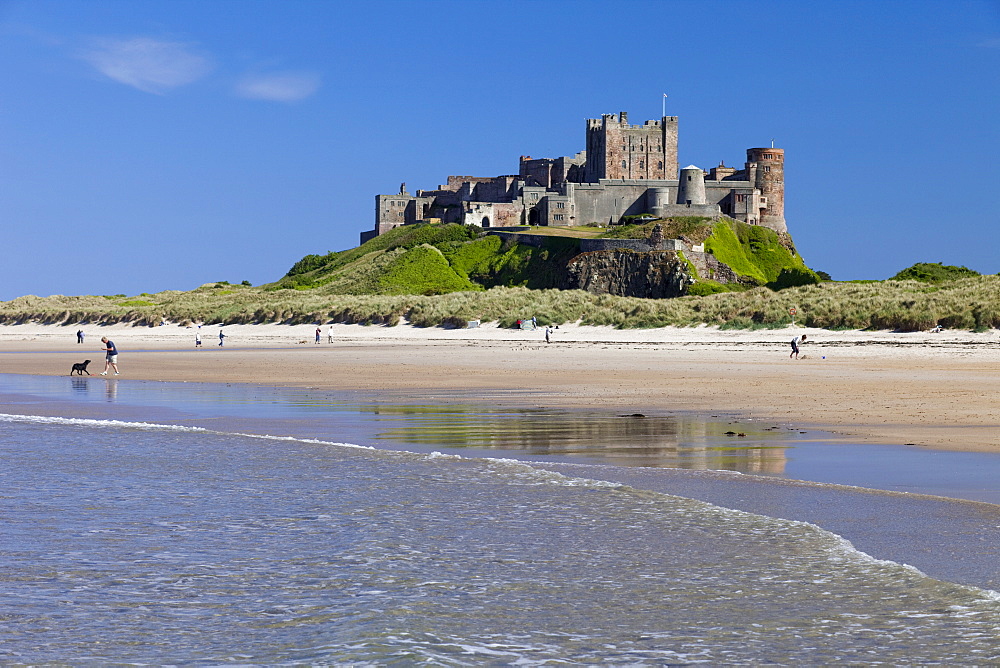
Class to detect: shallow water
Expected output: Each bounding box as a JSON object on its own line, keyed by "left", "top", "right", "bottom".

{"left": 2, "top": 373, "right": 1000, "bottom": 663}
{"left": 4, "top": 373, "right": 1000, "bottom": 503}
{"left": 2, "top": 416, "right": 999, "bottom": 664}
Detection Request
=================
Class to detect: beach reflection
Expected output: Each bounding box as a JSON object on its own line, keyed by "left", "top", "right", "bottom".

{"left": 368, "top": 405, "right": 792, "bottom": 473}
{"left": 9, "top": 373, "right": 795, "bottom": 474}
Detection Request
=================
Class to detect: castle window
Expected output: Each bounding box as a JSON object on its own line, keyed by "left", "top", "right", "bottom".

{"left": 639, "top": 161, "right": 644, "bottom": 168}
{"left": 621, "top": 160, "right": 627, "bottom": 168}
{"left": 556, "top": 202, "right": 565, "bottom": 208}
{"left": 554, "top": 214, "right": 565, "bottom": 221}
{"left": 763, "top": 166, "right": 771, "bottom": 172}
{"left": 622, "top": 145, "right": 626, "bottom": 151}
{"left": 658, "top": 161, "right": 663, "bottom": 169}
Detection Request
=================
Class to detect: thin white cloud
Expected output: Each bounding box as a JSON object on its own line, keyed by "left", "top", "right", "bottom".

{"left": 79, "top": 37, "right": 213, "bottom": 94}
{"left": 235, "top": 71, "right": 321, "bottom": 102}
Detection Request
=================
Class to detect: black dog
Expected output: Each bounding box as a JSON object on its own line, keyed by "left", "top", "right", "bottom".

{"left": 70, "top": 360, "right": 92, "bottom": 376}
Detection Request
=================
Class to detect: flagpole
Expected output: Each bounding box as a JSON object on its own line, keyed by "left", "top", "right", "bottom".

{"left": 662, "top": 93, "right": 667, "bottom": 118}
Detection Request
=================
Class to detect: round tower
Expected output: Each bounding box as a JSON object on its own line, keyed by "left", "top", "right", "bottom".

{"left": 647, "top": 187, "right": 671, "bottom": 217}
{"left": 746, "top": 148, "right": 785, "bottom": 233}
{"left": 676, "top": 165, "right": 706, "bottom": 206}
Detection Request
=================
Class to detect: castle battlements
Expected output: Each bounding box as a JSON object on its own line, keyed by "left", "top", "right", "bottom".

{"left": 586, "top": 112, "right": 678, "bottom": 130}
{"left": 362, "top": 110, "right": 785, "bottom": 244}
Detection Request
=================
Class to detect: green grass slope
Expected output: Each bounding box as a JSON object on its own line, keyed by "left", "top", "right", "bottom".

{"left": 702, "top": 218, "right": 815, "bottom": 287}
{"left": 272, "top": 223, "right": 581, "bottom": 295}
{"left": 274, "top": 217, "right": 816, "bottom": 298}
{"left": 598, "top": 216, "right": 818, "bottom": 292}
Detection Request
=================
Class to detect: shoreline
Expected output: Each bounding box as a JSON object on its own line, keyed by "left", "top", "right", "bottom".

{"left": 1, "top": 322, "right": 999, "bottom": 453}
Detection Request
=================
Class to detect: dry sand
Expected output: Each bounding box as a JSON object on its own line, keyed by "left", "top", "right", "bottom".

{"left": 2, "top": 322, "right": 999, "bottom": 452}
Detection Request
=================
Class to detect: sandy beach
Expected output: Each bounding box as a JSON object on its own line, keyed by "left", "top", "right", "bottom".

{"left": 1, "top": 322, "right": 998, "bottom": 452}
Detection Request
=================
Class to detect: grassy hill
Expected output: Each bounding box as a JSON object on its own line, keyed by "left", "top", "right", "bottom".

{"left": 272, "top": 217, "right": 818, "bottom": 296}
{"left": 274, "top": 223, "right": 586, "bottom": 294}
{"left": 1, "top": 217, "right": 996, "bottom": 331}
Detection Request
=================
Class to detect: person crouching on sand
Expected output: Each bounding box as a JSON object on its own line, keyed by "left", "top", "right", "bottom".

{"left": 790, "top": 334, "right": 807, "bottom": 359}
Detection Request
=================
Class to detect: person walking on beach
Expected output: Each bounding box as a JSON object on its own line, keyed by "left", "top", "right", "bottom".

{"left": 545, "top": 326, "right": 551, "bottom": 344}
{"left": 790, "top": 334, "right": 807, "bottom": 359}
{"left": 195, "top": 332, "right": 202, "bottom": 348}
{"left": 315, "top": 326, "right": 321, "bottom": 344}
{"left": 76, "top": 329, "right": 84, "bottom": 344}
{"left": 327, "top": 325, "right": 334, "bottom": 344}
{"left": 218, "top": 330, "right": 226, "bottom": 347}
{"left": 99, "top": 337, "right": 119, "bottom": 375}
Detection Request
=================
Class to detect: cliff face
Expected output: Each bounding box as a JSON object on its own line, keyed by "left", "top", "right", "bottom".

{"left": 562, "top": 250, "right": 692, "bottom": 298}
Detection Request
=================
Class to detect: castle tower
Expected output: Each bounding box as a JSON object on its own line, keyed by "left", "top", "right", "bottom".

{"left": 647, "top": 187, "right": 671, "bottom": 218}
{"left": 676, "top": 165, "right": 707, "bottom": 206}
{"left": 584, "top": 112, "right": 678, "bottom": 182}
{"left": 746, "top": 147, "right": 786, "bottom": 232}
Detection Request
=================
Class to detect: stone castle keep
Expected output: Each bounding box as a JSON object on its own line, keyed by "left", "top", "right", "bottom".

{"left": 362, "top": 111, "right": 785, "bottom": 244}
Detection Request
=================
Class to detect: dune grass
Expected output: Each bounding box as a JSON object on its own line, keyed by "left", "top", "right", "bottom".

{"left": 2, "top": 275, "right": 998, "bottom": 332}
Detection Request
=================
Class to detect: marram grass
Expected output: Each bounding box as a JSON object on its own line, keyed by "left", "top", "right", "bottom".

{"left": 1, "top": 275, "right": 998, "bottom": 331}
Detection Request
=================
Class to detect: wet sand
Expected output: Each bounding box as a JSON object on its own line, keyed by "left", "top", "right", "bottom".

{"left": 1, "top": 322, "right": 999, "bottom": 452}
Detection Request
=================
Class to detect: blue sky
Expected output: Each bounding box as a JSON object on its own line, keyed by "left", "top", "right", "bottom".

{"left": 1, "top": 0, "right": 998, "bottom": 300}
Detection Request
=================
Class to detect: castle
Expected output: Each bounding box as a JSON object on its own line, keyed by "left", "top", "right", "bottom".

{"left": 362, "top": 110, "right": 785, "bottom": 244}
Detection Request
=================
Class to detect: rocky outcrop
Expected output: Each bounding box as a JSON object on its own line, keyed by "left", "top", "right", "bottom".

{"left": 684, "top": 250, "right": 755, "bottom": 287}
{"left": 562, "top": 250, "right": 693, "bottom": 298}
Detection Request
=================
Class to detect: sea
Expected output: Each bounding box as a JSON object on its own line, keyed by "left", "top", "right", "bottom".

{"left": 1, "top": 372, "right": 999, "bottom": 665}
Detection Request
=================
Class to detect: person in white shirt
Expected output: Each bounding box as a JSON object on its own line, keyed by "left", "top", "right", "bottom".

{"left": 790, "top": 334, "right": 807, "bottom": 359}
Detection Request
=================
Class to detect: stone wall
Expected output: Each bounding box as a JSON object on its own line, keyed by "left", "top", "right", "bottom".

{"left": 579, "top": 238, "right": 687, "bottom": 252}
{"left": 572, "top": 182, "right": 653, "bottom": 224}
{"left": 484, "top": 231, "right": 547, "bottom": 248}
